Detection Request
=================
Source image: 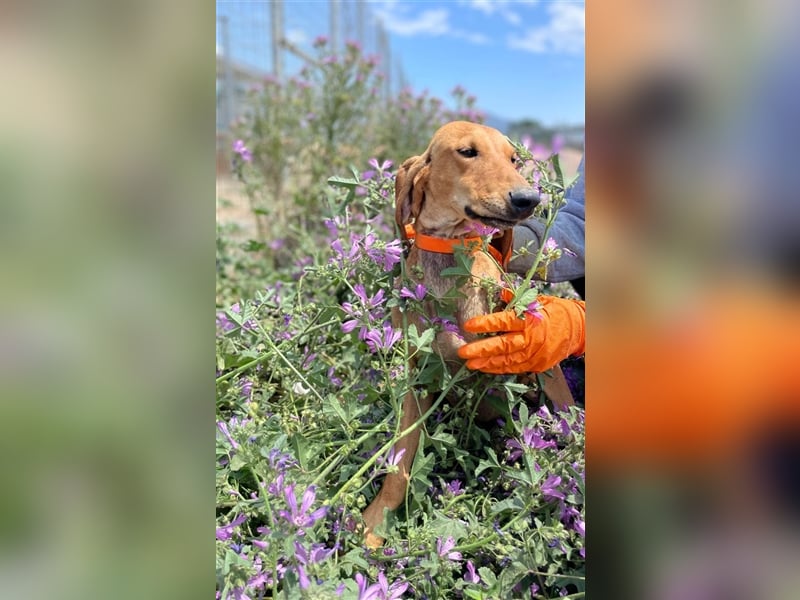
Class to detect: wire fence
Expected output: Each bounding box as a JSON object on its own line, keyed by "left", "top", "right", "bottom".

{"left": 216, "top": 1, "right": 406, "bottom": 135}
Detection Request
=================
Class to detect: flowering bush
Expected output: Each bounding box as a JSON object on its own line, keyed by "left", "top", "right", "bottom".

{"left": 229, "top": 39, "right": 488, "bottom": 249}
{"left": 217, "top": 135, "right": 584, "bottom": 598}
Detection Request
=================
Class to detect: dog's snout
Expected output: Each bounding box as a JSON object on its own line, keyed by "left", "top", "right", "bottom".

{"left": 508, "top": 189, "right": 539, "bottom": 214}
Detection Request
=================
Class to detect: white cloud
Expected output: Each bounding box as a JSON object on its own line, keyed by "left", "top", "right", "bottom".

{"left": 373, "top": 4, "right": 489, "bottom": 44}
{"left": 376, "top": 8, "right": 450, "bottom": 36}
{"left": 452, "top": 29, "right": 491, "bottom": 45}
{"left": 508, "top": 3, "right": 584, "bottom": 55}
{"left": 463, "top": 0, "right": 531, "bottom": 25}
{"left": 285, "top": 28, "right": 308, "bottom": 46}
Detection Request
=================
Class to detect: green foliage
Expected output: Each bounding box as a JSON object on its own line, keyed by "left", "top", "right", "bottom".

{"left": 216, "top": 148, "right": 584, "bottom": 598}
{"left": 229, "top": 39, "right": 486, "bottom": 246}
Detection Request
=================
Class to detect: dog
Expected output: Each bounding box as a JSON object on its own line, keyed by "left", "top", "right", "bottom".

{"left": 361, "top": 121, "right": 574, "bottom": 548}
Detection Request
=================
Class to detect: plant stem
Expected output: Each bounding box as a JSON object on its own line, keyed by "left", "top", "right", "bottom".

{"left": 328, "top": 365, "right": 469, "bottom": 505}
{"left": 216, "top": 318, "right": 338, "bottom": 385}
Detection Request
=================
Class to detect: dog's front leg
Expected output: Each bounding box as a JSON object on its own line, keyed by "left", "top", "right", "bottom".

{"left": 362, "top": 390, "right": 431, "bottom": 548}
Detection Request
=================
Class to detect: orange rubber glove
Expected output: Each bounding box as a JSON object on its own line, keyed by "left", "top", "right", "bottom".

{"left": 457, "top": 296, "right": 585, "bottom": 374}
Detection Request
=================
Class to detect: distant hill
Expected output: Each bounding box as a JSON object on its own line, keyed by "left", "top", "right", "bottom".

{"left": 483, "top": 113, "right": 510, "bottom": 133}
{"left": 483, "top": 113, "right": 584, "bottom": 150}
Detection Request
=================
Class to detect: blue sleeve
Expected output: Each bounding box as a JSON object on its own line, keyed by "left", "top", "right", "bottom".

{"left": 509, "top": 156, "right": 585, "bottom": 282}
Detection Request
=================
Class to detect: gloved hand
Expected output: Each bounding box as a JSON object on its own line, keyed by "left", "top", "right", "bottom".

{"left": 457, "top": 296, "right": 585, "bottom": 374}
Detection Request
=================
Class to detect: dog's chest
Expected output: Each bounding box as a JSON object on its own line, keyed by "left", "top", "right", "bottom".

{"left": 401, "top": 249, "right": 504, "bottom": 361}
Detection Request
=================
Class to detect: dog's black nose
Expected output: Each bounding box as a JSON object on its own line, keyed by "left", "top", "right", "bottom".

{"left": 508, "top": 189, "right": 540, "bottom": 214}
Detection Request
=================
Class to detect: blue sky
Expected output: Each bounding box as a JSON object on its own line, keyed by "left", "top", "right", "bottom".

{"left": 370, "top": 1, "right": 584, "bottom": 125}
{"left": 217, "top": 1, "right": 584, "bottom": 126}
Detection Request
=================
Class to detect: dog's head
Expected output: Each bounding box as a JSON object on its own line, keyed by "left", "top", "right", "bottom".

{"left": 395, "top": 121, "right": 539, "bottom": 252}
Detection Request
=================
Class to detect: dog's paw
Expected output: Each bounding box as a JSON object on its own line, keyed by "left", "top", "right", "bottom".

{"left": 364, "top": 531, "right": 385, "bottom": 549}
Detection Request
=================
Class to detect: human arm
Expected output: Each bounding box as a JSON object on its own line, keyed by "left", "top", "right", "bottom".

{"left": 509, "top": 157, "right": 585, "bottom": 282}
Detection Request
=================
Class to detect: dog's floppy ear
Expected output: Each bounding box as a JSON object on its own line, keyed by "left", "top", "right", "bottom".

{"left": 395, "top": 152, "right": 430, "bottom": 238}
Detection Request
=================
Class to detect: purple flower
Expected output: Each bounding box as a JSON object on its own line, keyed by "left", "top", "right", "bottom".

{"left": 380, "top": 240, "right": 403, "bottom": 271}
{"left": 429, "top": 316, "right": 460, "bottom": 335}
{"left": 574, "top": 519, "right": 585, "bottom": 537}
{"left": 525, "top": 299, "right": 544, "bottom": 320}
{"left": 216, "top": 513, "right": 247, "bottom": 540}
{"left": 436, "top": 536, "right": 462, "bottom": 562}
{"left": 377, "top": 447, "right": 406, "bottom": 468}
{"left": 226, "top": 587, "right": 251, "bottom": 600}
{"left": 353, "top": 284, "right": 385, "bottom": 309}
{"left": 559, "top": 503, "right": 581, "bottom": 525}
{"left": 293, "top": 541, "right": 335, "bottom": 589}
{"left": 467, "top": 222, "right": 500, "bottom": 237}
{"left": 543, "top": 237, "right": 558, "bottom": 253}
{"left": 445, "top": 479, "right": 464, "bottom": 496}
{"left": 227, "top": 302, "right": 258, "bottom": 331}
{"left": 341, "top": 318, "right": 360, "bottom": 334}
{"left": 327, "top": 366, "right": 343, "bottom": 387}
{"left": 323, "top": 217, "right": 344, "bottom": 239}
{"left": 541, "top": 475, "right": 565, "bottom": 501}
{"left": 280, "top": 484, "right": 328, "bottom": 530}
{"left": 216, "top": 311, "right": 236, "bottom": 333}
{"left": 465, "top": 560, "right": 480, "bottom": 584}
{"left": 329, "top": 238, "right": 360, "bottom": 269}
{"left": 364, "top": 239, "right": 403, "bottom": 272}
{"left": 506, "top": 426, "right": 557, "bottom": 461}
{"left": 313, "top": 35, "right": 328, "bottom": 48}
{"left": 232, "top": 139, "right": 252, "bottom": 162}
{"left": 267, "top": 448, "right": 296, "bottom": 471}
{"left": 368, "top": 157, "right": 393, "bottom": 172}
{"left": 217, "top": 421, "right": 239, "bottom": 450}
{"left": 364, "top": 323, "right": 402, "bottom": 353}
{"left": 355, "top": 572, "right": 408, "bottom": 600}
{"left": 355, "top": 573, "right": 380, "bottom": 600}
{"left": 399, "top": 283, "right": 427, "bottom": 302}
{"left": 238, "top": 378, "right": 253, "bottom": 399}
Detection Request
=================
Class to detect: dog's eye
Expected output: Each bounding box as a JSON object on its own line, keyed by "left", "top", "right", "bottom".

{"left": 457, "top": 147, "right": 478, "bottom": 158}
{"left": 510, "top": 155, "right": 519, "bottom": 165}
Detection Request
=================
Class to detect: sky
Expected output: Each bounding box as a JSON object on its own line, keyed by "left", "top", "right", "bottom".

{"left": 217, "top": 1, "right": 584, "bottom": 126}
{"left": 369, "top": 1, "right": 584, "bottom": 125}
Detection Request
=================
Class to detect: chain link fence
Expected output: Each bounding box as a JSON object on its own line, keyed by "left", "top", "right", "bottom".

{"left": 217, "top": 0, "right": 406, "bottom": 170}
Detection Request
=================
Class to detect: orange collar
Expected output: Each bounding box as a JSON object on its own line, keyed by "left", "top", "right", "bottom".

{"left": 404, "top": 223, "right": 507, "bottom": 266}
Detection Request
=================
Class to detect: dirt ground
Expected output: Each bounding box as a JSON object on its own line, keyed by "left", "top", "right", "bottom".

{"left": 216, "top": 147, "right": 583, "bottom": 236}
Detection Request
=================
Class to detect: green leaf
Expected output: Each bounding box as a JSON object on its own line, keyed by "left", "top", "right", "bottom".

{"left": 290, "top": 434, "right": 311, "bottom": 470}
{"left": 551, "top": 152, "right": 564, "bottom": 189}
{"left": 407, "top": 324, "right": 435, "bottom": 352}
{"left": 341, "top": 548, "right": 370, "bottom": 571}
{"left": 428, "top": 431, "right": 456, "bottom": 459}
{"left": 511, "top": 287, "right": 539, "bottom": 310}
{"left": 327, "top": 176, "right": 359, "bottom": 189}
{"left": 323, "top": 394, "right": 348, "bottom": 424}
{"left": 478, "top": 567, "right": 497, "bottom": 586}
{"left": 475, "top": 448, "right": 499, "bottom": 477}
{"left": 491, "top": 496, "right": 526, "bottom": 515}
{"left": 518, "top": 402, "right": 529, "bottom": 426}
{"left": 228, "top": 453, "right": 247, "bottom": 472}
{"left": 241, "top": 239, "right": 266, "bottom": 252}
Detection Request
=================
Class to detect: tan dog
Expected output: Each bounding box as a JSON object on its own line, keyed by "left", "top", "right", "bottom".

{"left": 361, "top": 121, "right": 573, "bottom": 548}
